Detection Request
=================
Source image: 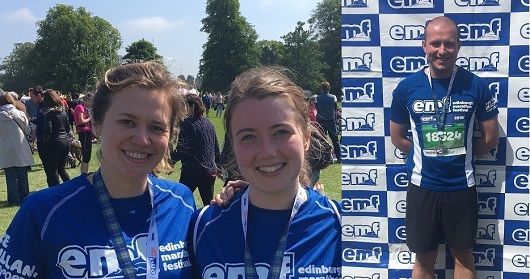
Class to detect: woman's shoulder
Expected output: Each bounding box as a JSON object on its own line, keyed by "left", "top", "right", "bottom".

{"left": 192, "top": 189, "right": 244, "bottom": 224}
{"left": 23, "top": 175, "right": 92, "bottom": 209}
{"left": 149, "top": 175, "right": 196, "bottom": 208}
{"left": 14, "top": 176, "right": 93, "bottom": 231}
{"left": 304, "top": 188, "right": 341, "bottom": 220}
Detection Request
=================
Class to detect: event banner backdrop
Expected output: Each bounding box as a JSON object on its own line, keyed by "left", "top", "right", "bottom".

{"left": 340, "top": 0, "right": 529, "bottom": 278}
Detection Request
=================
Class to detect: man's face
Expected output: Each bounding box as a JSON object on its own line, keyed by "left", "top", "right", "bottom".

{"left": 422, "top": 20, "right": 461, "bottom": 78}
{"left": 30, "top": 91, "right": 43, "bottom": 103}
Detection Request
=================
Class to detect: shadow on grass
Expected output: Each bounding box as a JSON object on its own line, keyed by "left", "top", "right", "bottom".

{"left": 0, "top": 200, "right": 20, "bottom": 208}
{"left": 28, "top": 164, "right": 44, "bottom": 172}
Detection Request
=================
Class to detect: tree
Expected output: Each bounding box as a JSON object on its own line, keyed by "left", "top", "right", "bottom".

{"left": 33, "top": 4, "right": 121, "bottom": 92}
{"left": 257, "top": 40, "right": 285, "bottom": 66}
{"left": 282, "top": 21, "right": 324, "bottom": 92}
{"left": 123, "top": 39, "right": 162, "bottom": 63}
{"left": 0, "top": 42, "right": 36, "bottom": 92}
{"left": 308, "top": 0, "right": 341, "bottom": 97}
{"left": 199, "top": 0, "right": 259, "bottom": 93}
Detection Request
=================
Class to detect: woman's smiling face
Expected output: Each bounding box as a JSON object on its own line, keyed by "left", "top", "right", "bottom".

{"left": 230, "top": 96, "right": 309, "bottom": 199}
{"left": 95, "top": 86, "right": 171, "bottom": 181}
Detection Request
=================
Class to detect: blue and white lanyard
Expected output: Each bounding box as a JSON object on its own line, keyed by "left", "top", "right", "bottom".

{"left": 240, "top": 186, "right": 308, "bottom": 278}
{"left": 93, "top": 170, "right": 160, "bottom": 279}
{"left": 145, "top": 180, "right": 159, "bottom": 279}
{"left": 426, "top": 65, "right": 458, "bottom": 132}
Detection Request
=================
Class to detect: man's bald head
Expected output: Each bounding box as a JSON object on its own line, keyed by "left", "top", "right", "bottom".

{"left": 424, "top": 16, "right": 460, "bottom": 43}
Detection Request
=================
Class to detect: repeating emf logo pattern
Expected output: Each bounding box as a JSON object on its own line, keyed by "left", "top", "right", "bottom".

{"left": 341, "top": 137, "right": 386, "bottom": 164}
{"left": 447, "top": 13, "right": 510, "bottom": 46}
{"left": 342, "top": 190, "right": 388, "bottom": 217}
{"left": 505, "top": 166, "right": 530, "bottom": 194}
{"left": 381, "top": 46, "right": 426, "bottom": 77}
{"left": 342, "top": 78, "right": 384, "bottom": 107}
{"left": 509, "top": 45, "right": 530, "bottom": 76}
{"left": 342, "top": 14, "right": 381, "bottom": 46}
{"left": 342, "top": 3, "right": 529, "bottom": 277}
{"left": 379, "top": 0, "right": 444, "bottom": 14}
{"left": 507, "top": 108, "right": 530, "bottom": 137}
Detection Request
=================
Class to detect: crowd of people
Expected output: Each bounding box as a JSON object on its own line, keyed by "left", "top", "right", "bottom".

{"left": 0, "top": 15, "right": 499, "bottom": 279}
{"left": 1, "top": 62, "right": 341, "bottom": 279}
{"left": 0, "top": 87, "right": 96, "bottom": 196}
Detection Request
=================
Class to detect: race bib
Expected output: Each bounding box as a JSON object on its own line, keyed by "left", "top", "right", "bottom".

{"left": 421, "top": 123, "right": 466, "bottom": 157}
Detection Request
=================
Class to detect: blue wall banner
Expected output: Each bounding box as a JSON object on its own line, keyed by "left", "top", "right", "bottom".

{"left": 341, "top": 0, "right": 529, "bottom": 278}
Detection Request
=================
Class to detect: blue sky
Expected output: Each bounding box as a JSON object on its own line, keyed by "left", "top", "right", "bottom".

{"left": 0, "top": 0, "right": 321, "bottom": 77}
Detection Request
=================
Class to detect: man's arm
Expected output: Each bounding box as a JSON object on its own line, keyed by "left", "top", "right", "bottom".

{"left": 390, "top": 120, "right": 412, "bottom": 154}
{"left": 473, "top": 116, "right": 499, "bottom": 156}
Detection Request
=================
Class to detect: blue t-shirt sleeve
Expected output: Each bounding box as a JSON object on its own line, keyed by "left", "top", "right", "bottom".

{"left": 390, "top": 84, "right": 410, "bottom": 125}
{"left": 476, "top": 79, "right": 499, "bottom": 121}
{"left": 0, "top": 203, "right": 43, "bottom": 278}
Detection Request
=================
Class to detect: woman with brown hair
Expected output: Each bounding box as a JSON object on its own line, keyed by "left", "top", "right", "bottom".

{"left": 41, "top": 89, "right": 71, "bottom": 186}
{"left": 189, "top": 67, "right": 341, "bottom": 278}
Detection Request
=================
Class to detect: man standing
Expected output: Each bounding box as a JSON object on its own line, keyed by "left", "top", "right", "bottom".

{"left": 390, "top": 16, "right": 499, "bottom": 278}
{"left": 315, "top": 81, "right": 341, "bottom": 163}
{"left": 29, "top": 87, "right": 46, "bottom": 164}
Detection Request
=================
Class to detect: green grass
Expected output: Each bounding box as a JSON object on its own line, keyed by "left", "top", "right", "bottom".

{"left": 0, "top": 113, "right": 340, "bottom": 232}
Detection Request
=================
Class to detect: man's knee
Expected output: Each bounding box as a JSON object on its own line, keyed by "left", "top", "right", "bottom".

{"left": 415, "top": 248, "right": 438, "bottom": 267}
{"left": 451, "top": 248, "right": 475, "bottom": 268}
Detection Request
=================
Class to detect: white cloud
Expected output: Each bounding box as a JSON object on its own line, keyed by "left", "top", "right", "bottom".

{"left": 124, "top": 16, "right": 184, "bottom": 32}
{"left": 4, "top": 8, "right": 37, "bottom": 24}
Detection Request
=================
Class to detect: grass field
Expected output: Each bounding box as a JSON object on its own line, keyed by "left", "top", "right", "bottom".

{"left": 0, "top": 113, "right": 340, "bottom": 232}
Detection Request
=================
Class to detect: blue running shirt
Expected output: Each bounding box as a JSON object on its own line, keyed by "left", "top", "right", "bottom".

{"left": 0, "top": 175, "right": 196, "bottom": 278}
{"left": 189, "top": 187, "right": 342, "bottom": 279}
{"left": 391, "top": 67, "right": 498, "bottom": 191}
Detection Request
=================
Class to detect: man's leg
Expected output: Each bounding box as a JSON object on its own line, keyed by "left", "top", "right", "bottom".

{"left": 406, "top": 184, "right": 442, "bottom": 278}
{"left": 412, "top": 249, "right": 438, "bottom": 279}
{"left": 451, "top": 248, "right": 475, "bottom": 279}
{"left": 441, "top": 187, "right": 478, "bottom": 279}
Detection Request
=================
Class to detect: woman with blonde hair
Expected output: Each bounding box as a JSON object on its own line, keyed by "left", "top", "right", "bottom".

{"left": 1, "top": 62, "right": 196, "bottom": 278}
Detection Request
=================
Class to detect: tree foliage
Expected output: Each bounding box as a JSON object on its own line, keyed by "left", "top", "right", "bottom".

{"left": 0, "top": 42, "right": 36, "bottom": 93}
{"left": 33, "top": 4, "right": 121, "bottom": 92}
{"left": 199, "top": 0, "right": 259, "bottom": 93}
{"left": 257, "top": 40, "right": 285, "bottom": 66}
{"left": 123, "top": 39, "right": 162, "bottom": 63}
{"left": 281, "top": 21, "right": 324, "bottom": 92}
{"left": 308, "top": 0, "right": 340, "bottom": 97}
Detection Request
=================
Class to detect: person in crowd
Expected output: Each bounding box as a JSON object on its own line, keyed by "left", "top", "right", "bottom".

{"left": 202, "top": 92, "right": 212, "bottom": 117}
{"left": 1, "top": 62, "right": 197, "bottom": 278}
{"left": 40, "top": 89, "right": 71, "bottom": 186}
{"left": 214, "top": 92, "right": 224, "bottom": 117}
{"left": 66, "top": 92, "right": 80, "bottom": 127}
{"left": 315, "top": 81, "right": 341, "bottom": 163}
{"left": 29, "top": 86, "right": 48, "bottom": 167}
{"left": 5, "top": 91, "right": 27, "bottom": 115}
{"left": 0, "top": 90, "right": 34, "bottom": 206}
{"left": 171, "top": 93, "right": 220, "bottom": 206}
{"left": 390, "top": 16, "right": 499, "bottom": 279}
{"left": 21, "top": 88, "right": 38, "bottom": 148}
{"left": 189, "top": 66, "right": 342, "bottom": 279}
{"left": 21, "top": 89, "right": 38, "bottom": 120}
{"left": 73, "top": 93, "right": 94, "bottom": 174}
